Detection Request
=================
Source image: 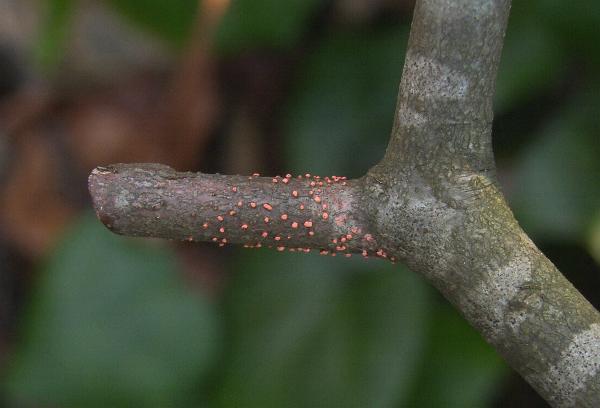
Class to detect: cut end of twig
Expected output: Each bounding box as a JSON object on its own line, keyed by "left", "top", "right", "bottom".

{"left": 89, "top": 166, "right": 117, "bottom": 232}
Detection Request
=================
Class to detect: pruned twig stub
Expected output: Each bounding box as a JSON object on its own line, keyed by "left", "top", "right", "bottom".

{"left": 89, "top": 163, "right": 395, "bottom": 261}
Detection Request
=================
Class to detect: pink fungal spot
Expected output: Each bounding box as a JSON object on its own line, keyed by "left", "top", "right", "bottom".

{"left": 291, "top": 222, "right": 298, "bottom": 228}
{"left": 282, "top": 178, "right": 289, "bottom": 184}
{"left": 322, "top": 212, "right": 329, "bottom": 220}
{"left": 217, "top": 215, "right": 224, "bottom": 222}
{"left": 345, "top": 254, "right": 352, "bottom": 258}
{"left": 292, "top": 190, "right": 298, "bottom": 198}
{"left": 261, "top": 231, "right": 268, "bottom": 238}
{"left": 308, "top": 231, "right": 315, "bottom": 236}
{"left": 322, "top": 203, "right": 328, "bottom": 209}
{"left": 232, "top": 186, "right": 238, "bottom": 192}
{"left": 364, "top": 234, "right": 373, "bottom": 242}
{"left": 299, "top": 204, "right": 305, "bottom": 210}
{"left": 263, "top": 203, "right": 273, "bottom": 211}
{"left": 241, "top": 224, "right": 248, "bottom": 230}
{"left": 281, "top": 214, "right": 288, "bottom": 221}
{"left": 202, "top": 223, "right": 209, "bottom": 229}
{"left": 237, "top": 200, "right": 243, "bottom": 207}
{"left": 252, "top": 172, "right": 260, "bottom": 177}
{"left": 219, "top": 227, "right": 225, "bottom": 233}
{"left": 272, "top": 178, "right": 278, "bottom": 183}
{"left": 314, "top": 196, "right": 321, "bottom": 203}
{"left": 303, "top": 221, "right": 313, "bottom": 228}
{"left": 277, "top": 246, "right": 285, "bottom": 252}
{"left": 250, "top": 202, "right": 257, "bottom": 208}
{"left": 362, "top": 250, "right": 368, "bottom": 257}
{"left": 229, "top": 210, "right": 236, "bottom": 216}
{"left": 346, "top": 234, "right": 353, "bottom": 240}
{"left": 212, "top": 237, "right": 218, "bottom": 242}
{"left": 222, "top": 238, "right": 227, "bottom": 243}
{"left": 305, "top": 173, "right": 311, "bottom": 178}
{"left": 264, "top": 217, "right": 270, "bottom": 223}
{"left": 320, "top": 250, "right": 329, "bottom": 255}
{"left": 285, "top": 174, "right": 292, "bottom": 178}
{"left": 274, "top": 236, "right": 281, "bottom": 241}
{"left": 219, "top": 243, "right": 225, "bottom": 247}
{"left": 310, "top": 181, "right": 316, "bottom": 187}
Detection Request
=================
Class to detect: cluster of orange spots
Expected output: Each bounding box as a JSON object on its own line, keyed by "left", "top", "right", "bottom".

{"left": 193, "top": 171, "right": 394, "bottom": 263}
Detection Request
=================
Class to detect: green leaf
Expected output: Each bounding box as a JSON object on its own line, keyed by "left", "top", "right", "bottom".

{"left": 509, "top": 88, "right": 600, "bottom": 242}
{"left": 283, "top": 28, "right": 408, "bottom": 178}
{"left": 495, "top": 22, "right": 566, "bottom": 113}
{"left": 215, "top": 0, "right": 322, "bottom": 54}
{"left": 34, "top": 0, "right": 76, "bottom": 72}
{"left": 405, "top": 302, "right": 508, "bottom": 407}
{"left": 528, "top": 0, "right": 600, "bottom": 67}
{"left": 104, "top": 0, "right": 198, "bottom": 47}
{"left": 215, "top": 251, "right": 432, "bottom": 407}
{"left": 5, "top": 214, "right": 219, "bottom": 407}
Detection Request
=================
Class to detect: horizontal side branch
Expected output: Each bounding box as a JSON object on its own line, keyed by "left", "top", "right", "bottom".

{"left": 89, "top": 164, "right": 391, "bottom": 259}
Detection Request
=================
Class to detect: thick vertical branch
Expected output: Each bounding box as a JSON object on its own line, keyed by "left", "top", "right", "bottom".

{"left": 367, "top": 1, "right": 600, "bottom": 407}
{"left": 377, "top": 0, "right": 508, "bottom": 184}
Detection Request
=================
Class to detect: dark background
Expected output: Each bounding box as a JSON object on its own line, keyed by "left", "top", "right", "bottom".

{"left": 0, "top": 0, "right": 599, "bottom": 406}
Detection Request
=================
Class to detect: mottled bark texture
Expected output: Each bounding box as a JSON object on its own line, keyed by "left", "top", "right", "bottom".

{"left": 88, "top": 0, "right": 600, "bottom": 406}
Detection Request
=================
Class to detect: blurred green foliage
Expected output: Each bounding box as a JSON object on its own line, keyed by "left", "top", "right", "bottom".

{"left": 35, "top": 0, "right": 198, "bottom": 72}
{"left": 5, "top": 216, "right": 218, "bottom": 407}
{"left": 510, "top": 86, "right": 600, "bottom": 241}
{"left": 285, "top": 28, "right": 408, "bottom": 178}
{"left": 8, "top": 0, "right": 600, "bottom": 406}
{"left": 105, "top": 0, "right": 198, "bottom": 47}
{"left": 216, "top": 253, "right": 431, "bottom": 407}
{"left": 35, "top": 0, "right": 75, "bottom": 71}
{"left": 215, "top": 0, "right": 323, "bottom": 54}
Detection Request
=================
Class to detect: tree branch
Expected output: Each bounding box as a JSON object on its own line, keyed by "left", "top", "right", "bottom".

{"left": 89, "top": 163, "right": 386, "bottom": 259}
{"left": 87, "top": 0, "right": 600, "bottom": 406}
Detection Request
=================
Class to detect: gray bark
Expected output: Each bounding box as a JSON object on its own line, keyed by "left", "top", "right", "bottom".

{"left": 88, "top": 0, "right": 600, "bottom": 406}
